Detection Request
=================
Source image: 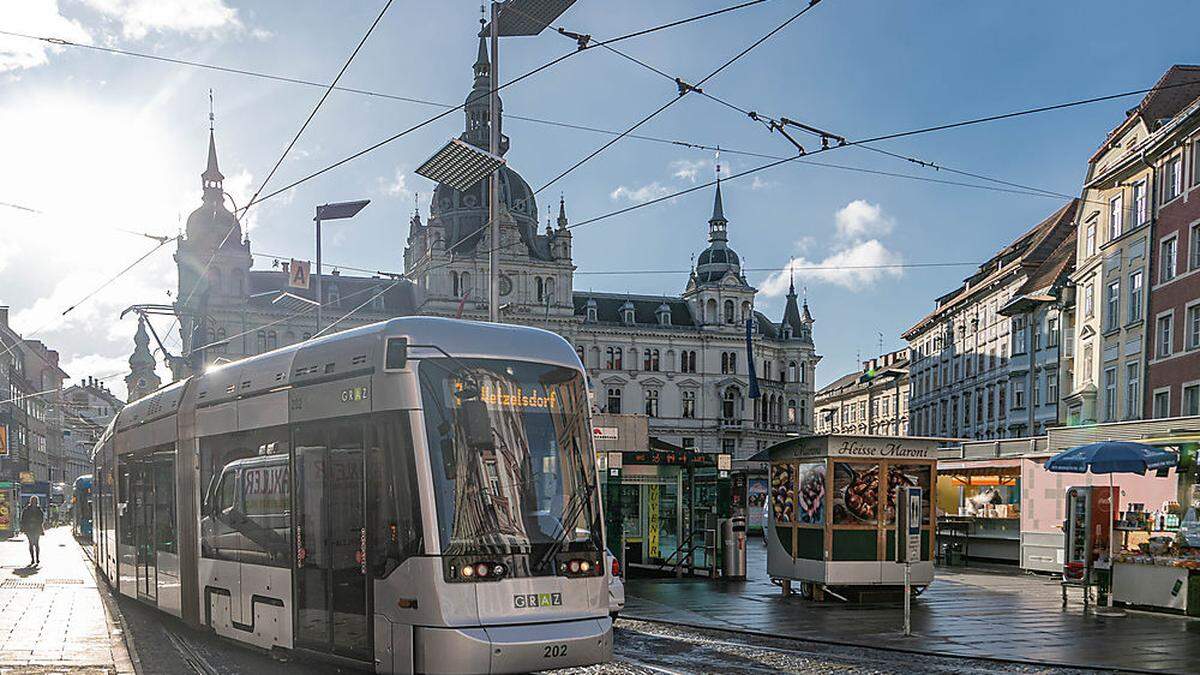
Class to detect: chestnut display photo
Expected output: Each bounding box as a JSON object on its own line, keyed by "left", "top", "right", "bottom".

{"left": 833, "top": 462, "right": 880, "bottom": 524}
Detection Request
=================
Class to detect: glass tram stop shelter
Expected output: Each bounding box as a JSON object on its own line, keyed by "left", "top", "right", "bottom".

{"left": 591, "top": 414, "right": 742, "bottom": 578}
{"left": 753, "top": 434, "right": 942, "bottom": 600}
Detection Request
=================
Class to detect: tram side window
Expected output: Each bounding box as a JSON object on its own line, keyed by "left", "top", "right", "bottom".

{"left": 118, "top": 468, "right": 134, "bottom": 546}
{"left": 367, "top": 412, "right": 423, "bottom": 577}
{"left": 199, "top": 427, "right": 291, "bottom": 568}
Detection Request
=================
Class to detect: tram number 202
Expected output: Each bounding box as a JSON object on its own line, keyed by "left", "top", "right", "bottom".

{"left": 543, "top": 644, "right": 568, "bottom": 659}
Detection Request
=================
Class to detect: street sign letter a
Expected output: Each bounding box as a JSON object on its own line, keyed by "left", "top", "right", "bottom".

{"left": 289, "top": 259, "right": 311, "bottom": 289}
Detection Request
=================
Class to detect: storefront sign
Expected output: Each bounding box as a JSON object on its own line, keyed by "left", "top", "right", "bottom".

{"left": 592, "top": 426, "right": 618, "bottom": 440}
{"left": 0, "top": 425, "right": 7, "bottom": 457}
{"left": 18, "top": 472, "right": 33, "bottom": 485}
{"left": 830, "top": 440, "right": 935, "bottom": 459}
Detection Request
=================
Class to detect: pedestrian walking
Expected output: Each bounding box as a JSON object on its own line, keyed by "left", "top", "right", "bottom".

{"left": 20, "top": 496, "right": 45, "bottom": 566}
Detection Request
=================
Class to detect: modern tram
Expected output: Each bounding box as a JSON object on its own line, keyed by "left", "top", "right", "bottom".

{"left": 72, "top": 474, "right": 94, "bottom": 539}
{"left": 91, "top": 316, "right": 612, "bottom": 673}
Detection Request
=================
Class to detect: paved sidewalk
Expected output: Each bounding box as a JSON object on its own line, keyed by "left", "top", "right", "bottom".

{"left": 0, "top": 526, "right": 134, "bottom": 673}
{"left": 625, "top": 541, "right": 1200, "bottom": 673}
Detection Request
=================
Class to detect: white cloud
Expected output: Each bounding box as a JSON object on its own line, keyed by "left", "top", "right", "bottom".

{"left": 78, "top": 0, "right": 244, "bottom": 39}
{"left": 384, "top": 168, "right": 408, "bottom": 197}
{"left": 670, "top": 159, "right": 709, "bottom": 183}
{"left": 750, "top": 176, "right": 776, "bottom": 191}
{"left": 835, "top": 199, "right": 893, "bottom": 241}
{"left": 0, "top": 0, "right": 92, "bottom": 72}
{"left": 610, "top": 182, "right": 672, "bottom": 204}
{"left": 760, "top": 200, "right": 904, "bottom": 294}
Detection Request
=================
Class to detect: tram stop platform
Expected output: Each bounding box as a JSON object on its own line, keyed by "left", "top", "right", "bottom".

{"left": 624, "top": 538, "right": 1200, "bottom": 673}
{"left": 0, "top": 526, "right": 134, "bottom": 673}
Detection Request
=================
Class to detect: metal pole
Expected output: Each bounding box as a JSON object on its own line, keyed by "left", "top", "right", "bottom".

{"left": 903, "top": 562, "right": 912, "bottom": 636}
{"left": 487, "top": 1, "right": 501, "bottom": 323}
{"left": 315, "top": 216, "right": 323, "bottom": 333}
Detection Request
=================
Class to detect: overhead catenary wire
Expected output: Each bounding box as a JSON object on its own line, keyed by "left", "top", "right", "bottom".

{"left": 232, "top": 0, "right": 787, "bottom": 213}
{"left": 165, "top": 0, "right": 395, "bottom": 349}
{"left": 532, "top": 0, "right": 825, "bottom": 196}
{"left": 0, "top": 236, "right": 177, "bottom": 364}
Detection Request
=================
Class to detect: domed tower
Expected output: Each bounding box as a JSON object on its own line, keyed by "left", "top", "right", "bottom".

{"left": 684, "top": 179, "right": 755, "bottom": 327}
{"left": 409, "top": 28, "right": 574, "bottom": 323}
{"left": 174, "top": 108, "right": 251, "bottom": 361}
{"left": 428, "top": 34, "right": 542, "bottom": 257}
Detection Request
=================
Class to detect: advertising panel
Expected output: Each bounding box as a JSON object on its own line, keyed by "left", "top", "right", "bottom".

{"left": 770, "top": 463, "right": 794, "bottom": 524}
{"left": 833, "top": 462, "right": 880, "bottom": 525}
{"left": 795, "top": 462, "right": 826, "bottom": 525}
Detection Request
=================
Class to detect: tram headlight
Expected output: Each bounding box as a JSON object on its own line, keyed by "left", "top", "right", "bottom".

{"left": 460, "top": 564, "right": 475, "bottom": 578}
{"left": 579, "top": 560, "right": 591, "bottom": 573}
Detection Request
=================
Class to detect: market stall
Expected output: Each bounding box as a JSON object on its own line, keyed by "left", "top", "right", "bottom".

{"left": 936, "top": 459, "right": 1021, "bottom": 564}
{"left": 760, "top": 435, "right": 940, "bottom": 592}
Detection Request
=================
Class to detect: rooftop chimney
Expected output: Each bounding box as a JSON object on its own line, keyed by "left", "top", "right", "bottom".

{"left": 0, "top": 306, "right": 8, "bottom": 328}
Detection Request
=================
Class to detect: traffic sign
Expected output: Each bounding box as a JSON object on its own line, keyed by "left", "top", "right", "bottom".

{"left": 288, "top": 259, "right": 311, "bottom": 289}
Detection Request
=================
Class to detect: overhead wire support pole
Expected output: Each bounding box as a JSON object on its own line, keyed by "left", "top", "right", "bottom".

{"left": 489, "top": 2, "right": 501, "bottom": 323}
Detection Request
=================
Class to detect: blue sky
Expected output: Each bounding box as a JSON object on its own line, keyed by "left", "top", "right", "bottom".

{"left": 2, "top": 0, "right": 1198, "bottom": 396}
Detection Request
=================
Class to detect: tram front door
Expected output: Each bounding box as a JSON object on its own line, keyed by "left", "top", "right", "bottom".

{"left": 294, "top": 421, "right": 370, "bottom": 662}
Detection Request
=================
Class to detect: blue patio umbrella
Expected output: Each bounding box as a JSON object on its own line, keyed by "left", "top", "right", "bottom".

{"left": 1044, "top": 440, "right": 1178, "bottom": 615}
{"left": 1044, "top": 440, "right": 1178, "bottom": 475}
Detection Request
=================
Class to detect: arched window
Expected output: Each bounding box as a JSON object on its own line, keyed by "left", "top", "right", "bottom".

{"left": 729, "top": 352, "right": 737, "bottom": 374}
{"left": 256, "top": 330, "right": 267, "bottom": 353}
{"left": 545, "top": 277, "right": 555, "bottom": 303}
{"left": 460, "top": 272, "right": 471, "bottom": 298}
{"left": 723, "top": 386, "right": 740, "bottom": 420}
{"left": 706, "top": 298, "right": 717, "bottom": 323}
{"left": 575, "top": 346, "right": 585, "bottom": 365}
{"left": 642, "top": 349, "right": 660, "bottom": 371}
{"left": 266, "top": 331, "right": 278, "bottom": 350}
{"left": 644, "top": 390, "right": 659, "bottom": 417}
{"left": 586, "top": 303, "right": 597, "bottom": 322}
{"left": 724, "top": 299, "right": 735, "bottom": 324}
{"left": 788, "top": 361, "right": 798, "bottom": 382}
{"left": 451, "top": 271, "right": 460, "bottom": 297}
{"left": 741, "top": 301, "right": 751, "bottom": 322}
{"left": 721, "top": 352, "right": 729, "bottom": 374}
{"left": 231, "top": 274, "right": 243, "bottom": 297}
{"left": 606, "top": 347, "right": 622, "bottom": 370}
{"left": 589, "top": 346, "right": 600, "bottom": 368}
{"left": 536, "top": 277, "right": 544, "bottom": 302}
{"left": 681, "top": 390, "right": 696, "bottom": 418}
{"left": 788, "top": 399, "right": 797, "bottom": 425}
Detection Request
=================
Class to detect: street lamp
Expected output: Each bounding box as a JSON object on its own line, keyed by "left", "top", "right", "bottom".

{"left": 477, "top": 0, "right": 576, "bottom": 322}
{"left": 314, "top": 199, "right": 370, "bottom": 332}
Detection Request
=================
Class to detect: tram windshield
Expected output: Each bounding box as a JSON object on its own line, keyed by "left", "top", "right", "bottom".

{"left": 419, "top": 358, "right": 601, "bottom": 563}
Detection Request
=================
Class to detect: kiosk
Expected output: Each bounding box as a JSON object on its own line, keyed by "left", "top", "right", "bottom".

{"left": 760, "top": 435, "right": 940, "bottom": 593}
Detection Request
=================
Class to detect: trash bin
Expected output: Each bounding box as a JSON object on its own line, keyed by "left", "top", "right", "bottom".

{"left": 722, "top": 516, "right": 747, "bottom": 579}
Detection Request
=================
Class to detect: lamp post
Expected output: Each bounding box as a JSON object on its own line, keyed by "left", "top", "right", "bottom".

{"left": 314, "top": 199, "right": 370, "bottom": 332}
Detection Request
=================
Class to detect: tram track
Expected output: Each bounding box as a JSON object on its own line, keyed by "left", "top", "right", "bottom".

{"left": 611, "top": 618, "right": 1118, "bottom": 674}
{"left": 165, "top": 628, "right": 222, "bottom": 675}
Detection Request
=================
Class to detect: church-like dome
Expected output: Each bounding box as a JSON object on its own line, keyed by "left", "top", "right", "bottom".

{"left": 426, "top": 32, "right": 549, "bottom": 260}
{"left": 431, "top": 164, "right": 541, "bottom": 254}
{"left": 693, "top": 181, "right": 743, "bottom": 284}
{"left": 185, "top": 129, "right": 243, "bottom": 249}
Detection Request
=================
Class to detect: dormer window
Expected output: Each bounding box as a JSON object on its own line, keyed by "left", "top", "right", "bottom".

{"left": 657, "top": 304, "right": 671, "bottom": 326}
{"left": 585, "top": 300, "right": 597, "bottom": 323}
{"left": 782, "top": 324, "right": 793, "bottom": 340}
{"left": 621, "top": 302, "right": 635, "bottom": 325}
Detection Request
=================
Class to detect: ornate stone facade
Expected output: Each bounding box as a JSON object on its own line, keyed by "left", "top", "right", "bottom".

{"left": 156, "top": 32, "right": 820, "bottom": 462}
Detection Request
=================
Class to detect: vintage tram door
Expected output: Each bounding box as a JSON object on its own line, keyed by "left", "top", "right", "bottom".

{"left": 293, "top": 422, "right": 371, "bottom": 662}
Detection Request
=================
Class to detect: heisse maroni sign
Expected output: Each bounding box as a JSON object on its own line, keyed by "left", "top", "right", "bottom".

{"left": 831, "top": 440, "right": 933, "bottom": 459}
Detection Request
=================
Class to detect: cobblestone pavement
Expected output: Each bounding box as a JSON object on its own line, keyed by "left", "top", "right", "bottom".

{"left": 0, "top": 526, "right": 133, "bottom": 673}
{"left": 548, "top": 619, "right": 1114, "bottom": 674}
{"left": 624, "top": 541, "right": 1200, "bottom": 673}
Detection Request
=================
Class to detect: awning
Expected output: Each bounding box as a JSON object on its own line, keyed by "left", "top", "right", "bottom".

{"left": 938, "top": 457, "right": 1023, "bottom": 473}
